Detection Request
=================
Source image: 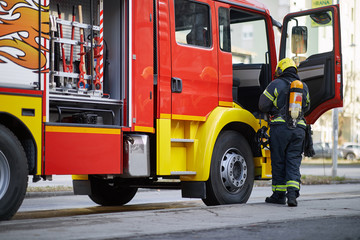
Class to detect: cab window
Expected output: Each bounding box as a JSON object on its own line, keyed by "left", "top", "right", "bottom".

{"left": 218, "top": 7, "right": 231, "bottom": 52}
{"left": 230, "top": 9, "right": 269, "bottom": 64}
{"left": 174, "top": 0, "right": 211, "bottom": 48}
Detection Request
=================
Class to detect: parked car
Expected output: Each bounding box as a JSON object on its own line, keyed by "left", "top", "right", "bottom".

{"left": 312, "top": 142, "right": 332, "bottom": 159}
{"left": 338, "top": 143, "right": 360, "bottom": 160}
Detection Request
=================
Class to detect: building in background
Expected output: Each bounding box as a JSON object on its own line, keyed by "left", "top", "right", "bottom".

{"left": 334, "top": 0, "right": 360, "bottom": 145}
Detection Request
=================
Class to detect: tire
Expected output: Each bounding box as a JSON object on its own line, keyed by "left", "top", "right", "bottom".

{"left": 202, "top": 130, "right": 254, "bottom": 206}
{"left": 88, "top": 176, "right": 138, "bottom": 206}
{"left": 345, "top": 152, "right": 356, "bottom": 161}
{"left": 0, "top": 125, "right": 28, "bottom": 221}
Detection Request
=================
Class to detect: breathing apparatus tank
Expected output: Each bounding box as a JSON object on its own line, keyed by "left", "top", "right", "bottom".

{"left": 289, "top": 80, "right": 303, "bottom": 120}
{"left": 275, "top": 58, "right": 305, "bottom": 128}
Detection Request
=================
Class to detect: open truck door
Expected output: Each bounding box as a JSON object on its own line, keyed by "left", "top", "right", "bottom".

{"left": 279, "top": 5, "right": 342, "bottom": 124}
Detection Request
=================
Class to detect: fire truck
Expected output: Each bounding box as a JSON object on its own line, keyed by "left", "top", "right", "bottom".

{"left": 0, "top": 0, "right": 342, "bottom": 220}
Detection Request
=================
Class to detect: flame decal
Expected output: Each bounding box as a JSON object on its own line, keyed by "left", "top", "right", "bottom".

{"left": 0, "top": 0, "right": 49, "bottom": 72}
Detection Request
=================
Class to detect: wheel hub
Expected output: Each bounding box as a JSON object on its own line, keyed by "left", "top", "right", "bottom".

{"left": 0, "top": 151, "right": 10, "bottom": 200}
{"left": 220, "top": 148, "right": 247, "bottom": 193}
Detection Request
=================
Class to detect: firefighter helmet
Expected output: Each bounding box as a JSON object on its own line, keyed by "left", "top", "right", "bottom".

{"left": 275, "top": 58, "right": 297, "bottom": 77}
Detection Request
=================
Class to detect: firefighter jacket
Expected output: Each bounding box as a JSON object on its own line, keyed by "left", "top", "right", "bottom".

{"left": 258, "top": 69, "right": 310, "bottom": 128}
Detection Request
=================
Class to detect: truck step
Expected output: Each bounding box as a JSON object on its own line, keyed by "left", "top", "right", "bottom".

{"left": 170, "top": 171, "right": 197, "bottom": 175}
{"left": 171, "top": 138, "right": 195, "bottom": 143}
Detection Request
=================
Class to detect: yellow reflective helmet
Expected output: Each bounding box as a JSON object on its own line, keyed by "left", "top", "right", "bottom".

{"left": 275, "top": 58, "right": 297, "bottom": 77}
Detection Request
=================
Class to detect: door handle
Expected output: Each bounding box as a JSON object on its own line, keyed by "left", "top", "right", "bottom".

{"left": 171, "top": 77, "right": 183, "bottom": 93}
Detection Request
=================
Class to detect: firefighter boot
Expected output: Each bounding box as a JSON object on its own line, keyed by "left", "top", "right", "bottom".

{"left": 287, "top": 191, "right": 298, "bottom": 207}
{"left": 265, "top": 191, "right": 286, "bottom": 205}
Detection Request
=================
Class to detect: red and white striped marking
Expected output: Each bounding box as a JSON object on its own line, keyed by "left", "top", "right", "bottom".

{"left": 99, "top": 0, "right": 104, "bottom": 87}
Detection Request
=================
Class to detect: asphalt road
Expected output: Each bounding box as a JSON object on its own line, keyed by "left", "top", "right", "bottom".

{"left": 301, "top": 163, "right": 360, "bottom": 179}
{"left": 1, "top": 184, "right": 358, "bottom": 240}
{"left": 5, "top": 164, "right": 358, "bottom": 239}
{"left": 127, "top": 215, "right": 360, "bottom": 240}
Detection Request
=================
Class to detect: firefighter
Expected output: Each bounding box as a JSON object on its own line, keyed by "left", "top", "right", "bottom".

{"left": 258, "top": 58, "right": 310, "bottom": 207}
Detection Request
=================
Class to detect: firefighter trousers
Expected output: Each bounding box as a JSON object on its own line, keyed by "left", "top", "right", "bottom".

{"left": 269, "top": 124, "right": 305, "bottom": 197}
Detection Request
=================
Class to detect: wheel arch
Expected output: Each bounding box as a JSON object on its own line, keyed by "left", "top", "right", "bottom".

{"left": 0, "top": 112, "right": 37, "bottom": 174}
{"left": 222, "top": 122, "right": 261, "bottom": 158}
{"left": 181, "top": 105, "right": 261, "bottom": 182}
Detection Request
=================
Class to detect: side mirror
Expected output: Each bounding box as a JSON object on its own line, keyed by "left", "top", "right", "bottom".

{"left": 291, "top": 26, "right": 307, "bottom": 54}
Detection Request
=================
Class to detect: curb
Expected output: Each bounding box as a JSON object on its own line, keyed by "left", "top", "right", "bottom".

{"left": 332, "top": 180, "right": 360, "bottom": 184}
{"left": 25, "top": 188, "right": 161, "bottom": 199}
{"left": 25, "top": 191, "right": 74, "bottom": 199}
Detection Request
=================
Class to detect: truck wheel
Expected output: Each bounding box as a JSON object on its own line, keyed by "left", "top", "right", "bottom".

{"left": 203, "top": 130, "right": 254, "bottom": 206}
{"left": 88, "top": 176, "right": 138, "bottom": 206}
{"left": 0, "top": 125, "right": 28, "bottom": 220}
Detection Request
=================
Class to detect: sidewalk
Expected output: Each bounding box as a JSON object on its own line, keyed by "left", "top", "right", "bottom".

{"left": 28, "top": 175, "right": 73, "bottom": 187}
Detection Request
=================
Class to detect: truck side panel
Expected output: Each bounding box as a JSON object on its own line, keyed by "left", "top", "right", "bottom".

{"left": 44, "top": 125, "right": 122, "bottom": 175}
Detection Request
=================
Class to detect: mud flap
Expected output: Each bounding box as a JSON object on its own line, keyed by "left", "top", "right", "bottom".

{"left": 181, "top": 181, "right": 206, "bottom": 199}
{"left": 73, "top": 180, "right": 92, "bottom": 195}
